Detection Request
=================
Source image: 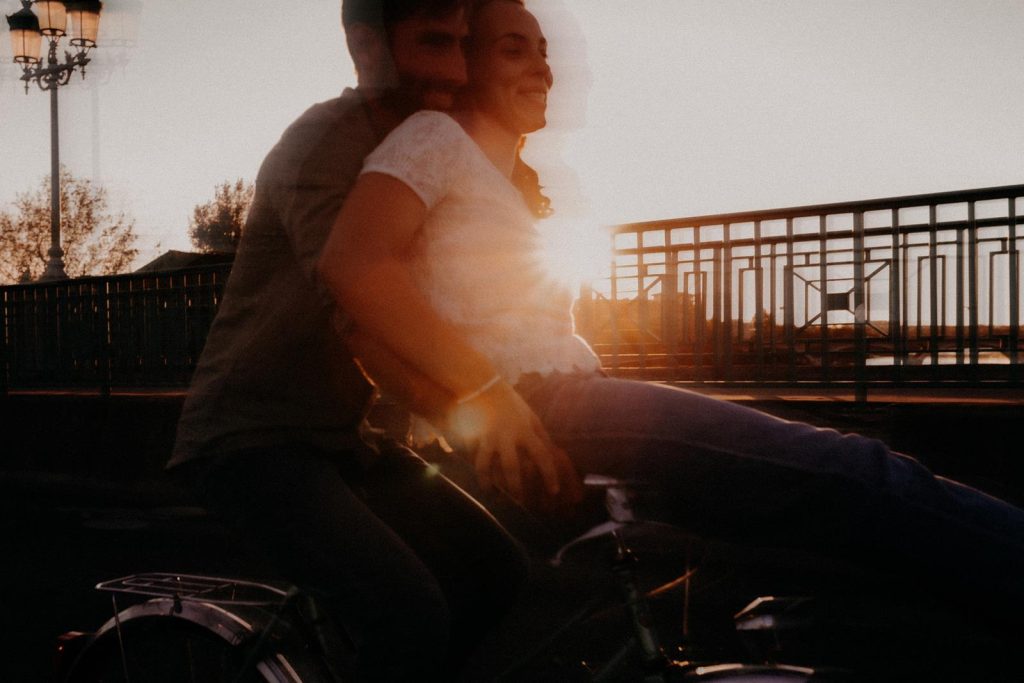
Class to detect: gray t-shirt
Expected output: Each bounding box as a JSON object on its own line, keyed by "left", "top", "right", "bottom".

{"left": 170, "top": 89, "right": 396, "bottom": 467}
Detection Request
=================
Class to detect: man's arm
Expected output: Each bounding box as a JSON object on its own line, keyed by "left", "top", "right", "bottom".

{"left": 317, "top": 173, "right": 580, "bottom": 504}
{"left": 343, "top": 325, "right": 455, "bottom": 424}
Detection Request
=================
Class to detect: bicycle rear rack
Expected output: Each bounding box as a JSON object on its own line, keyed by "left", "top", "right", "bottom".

{"left": 96, "top": 572, "right": 295, "bottom": 607}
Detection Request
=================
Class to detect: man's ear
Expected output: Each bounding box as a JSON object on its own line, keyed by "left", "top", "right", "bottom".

{"left": 346, "top": 23, "right": 389, "bottom": 83}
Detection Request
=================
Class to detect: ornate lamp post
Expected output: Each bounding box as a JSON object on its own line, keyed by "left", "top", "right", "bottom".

{"left": 6, "top": 0, "right": 103, "bottom": 281}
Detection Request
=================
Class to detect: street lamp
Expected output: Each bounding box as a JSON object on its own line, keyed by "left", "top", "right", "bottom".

{"left": 6, "top": 0, "right": 103, "bottom": 281}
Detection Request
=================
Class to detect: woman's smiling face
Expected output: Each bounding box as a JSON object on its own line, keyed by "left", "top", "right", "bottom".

{"left": 466, "top": 1, "right": 553, "bottom": 136}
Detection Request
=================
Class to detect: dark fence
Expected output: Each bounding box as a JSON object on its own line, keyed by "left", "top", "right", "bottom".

{"left": 1, "top": 265, "right": 231, "bottom": 393}
{"left": 2, "top": 185, "right": 1022, "bottom": 395}
{"left": 575, "top": 185, "right": 1024, "bottom": 393}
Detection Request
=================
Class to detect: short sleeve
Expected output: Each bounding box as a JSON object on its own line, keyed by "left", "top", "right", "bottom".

{"left": 361, "top": 111, "right": 469, "bottom": 209}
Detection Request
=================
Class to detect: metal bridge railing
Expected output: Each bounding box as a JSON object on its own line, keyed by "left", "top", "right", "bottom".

{"left": 575, "top": 185, "right": 1024, "bottom": 395}
{"left": 3, "top": 185, "right": 1022, "bottom": 396}
{"left": 0, "top": 265, "right": 231, "bottom": 394}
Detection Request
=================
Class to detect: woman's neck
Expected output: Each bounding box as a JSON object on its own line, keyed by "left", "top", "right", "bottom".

{"left": 456, "top": 110, "right": 521, "bottom": 178}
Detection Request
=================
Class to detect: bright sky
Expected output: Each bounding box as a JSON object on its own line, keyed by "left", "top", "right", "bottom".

{"left": 1, "top": 0, "right": 1022, "bottom": 270}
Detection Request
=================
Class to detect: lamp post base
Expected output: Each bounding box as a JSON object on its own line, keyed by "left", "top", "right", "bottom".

{"left": 39, "top": 246, "right": 68, "bottom": 281}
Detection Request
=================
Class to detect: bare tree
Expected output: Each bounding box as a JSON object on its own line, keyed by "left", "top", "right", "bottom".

{"left": 0, "top": 167, "right": 138, "bottom": 284}
{"left": 189, "top": 178, "right": 254, "bottom": 253}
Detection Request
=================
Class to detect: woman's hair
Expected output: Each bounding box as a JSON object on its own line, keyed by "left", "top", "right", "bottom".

{"left": 512, "top": 141, "right": 552, "bottom": 219}
{"left": 466, "top": 0, "right": 551, "bottom": 218}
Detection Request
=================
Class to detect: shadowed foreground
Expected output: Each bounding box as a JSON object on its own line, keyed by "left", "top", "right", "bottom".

{"left": 3, "top": 391, "right": 1023, "bottom": 680}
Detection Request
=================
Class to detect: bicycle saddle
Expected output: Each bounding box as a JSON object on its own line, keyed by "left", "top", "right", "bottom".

{"left": 551, "top": 475, "right": 699, "bottom": 567}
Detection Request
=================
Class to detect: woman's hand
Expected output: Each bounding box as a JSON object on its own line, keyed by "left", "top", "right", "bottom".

{"left": 449, "top": 380, "right": 582, "bottom": 508}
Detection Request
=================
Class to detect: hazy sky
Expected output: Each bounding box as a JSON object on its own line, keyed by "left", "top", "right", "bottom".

{"left": 1, "top": 0, "right": 1022, "bottom": 268}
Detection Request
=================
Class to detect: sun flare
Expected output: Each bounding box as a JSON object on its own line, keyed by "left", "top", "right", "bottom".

{"left": 536, "top": 215, "right": 612, "bottom": 293}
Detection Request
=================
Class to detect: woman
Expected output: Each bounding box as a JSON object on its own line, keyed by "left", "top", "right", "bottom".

{"left": 319, "top": 0, "right": 1024, "bottom": 610}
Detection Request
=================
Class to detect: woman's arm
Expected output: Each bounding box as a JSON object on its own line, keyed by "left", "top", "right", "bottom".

{"left": 317, "top": 173, "right": 581, "bottom": 504}
{"left": 321, "top": 174, "right": 495, "bottom": 397}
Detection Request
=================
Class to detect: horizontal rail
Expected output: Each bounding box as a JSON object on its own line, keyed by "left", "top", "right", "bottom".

{"left": 613, "top": 184, "right": 1024, "bottom": 233}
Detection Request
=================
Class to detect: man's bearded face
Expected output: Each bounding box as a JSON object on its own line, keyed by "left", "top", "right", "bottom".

{"left": 386, "top": 9, "right": 469, "bottom": 111}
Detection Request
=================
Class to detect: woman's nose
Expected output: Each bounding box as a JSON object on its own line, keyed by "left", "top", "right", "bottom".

{"left": 534, "top": 53, "right": 553, "bottom": 87}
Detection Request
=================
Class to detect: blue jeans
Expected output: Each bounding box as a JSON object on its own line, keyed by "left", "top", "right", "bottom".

{"left": 519, "top": 373, "right": 1024, "bottom": 609}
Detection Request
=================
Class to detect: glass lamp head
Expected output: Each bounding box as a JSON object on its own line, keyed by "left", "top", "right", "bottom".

{"left": 66, "top": 0, "right": 101, "bottom": 47}
{"left": 33, "top": 0, "right": 67, "bottom": 37}
{"left": 6, "top": 5, "right": 42, "bottom": 63}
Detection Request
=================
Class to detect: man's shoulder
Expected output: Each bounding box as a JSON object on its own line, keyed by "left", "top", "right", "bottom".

{"left": 276, "top": 89, "right": 374, "bottom": 153}
{"left": 292, "top": 89, "right": 366, "bottom": 129}
{"left": 257, "top": 88, "right": 382, "bottom": 191}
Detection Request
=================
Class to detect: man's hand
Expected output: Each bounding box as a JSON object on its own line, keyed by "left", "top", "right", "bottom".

{"left": 449, "top": 381, "right": 583, "bottom": 508}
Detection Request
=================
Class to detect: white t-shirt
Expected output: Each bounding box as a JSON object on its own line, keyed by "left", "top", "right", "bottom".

{"left": 362, "top": 111, "right": 600, "bottom": 385}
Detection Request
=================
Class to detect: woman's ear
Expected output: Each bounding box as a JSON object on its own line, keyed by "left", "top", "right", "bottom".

{"left": 346, "top": 23, "right": 390, "bottom": 85}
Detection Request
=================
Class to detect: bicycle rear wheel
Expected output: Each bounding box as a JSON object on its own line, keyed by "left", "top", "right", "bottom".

{"left": 62, "top": 598, "right": 328, "bottom": 683}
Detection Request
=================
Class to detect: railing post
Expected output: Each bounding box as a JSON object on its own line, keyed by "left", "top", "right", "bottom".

{"left": 928, "top": 205, "right": 940, "bottom": 373}
{"left": 0, "top": 286, "right": 7, "bottom": 397}
{"left": 853, "top": 212, "right": 867, "bottom": 402}
{"left": 753, "top": 220, "right": 765, "bottom": 380}
{"left": 968, "top": 202, "right": 980, "bottom": 373}
{"left": 101, "top": 279, "right": 111, "bottom": 397}
{"left": 1009, "top": 197, "right": 1020, "bottom": 380}
{"left": 662, "top": 230, "right": 679, "bottom": 364}
{"left": 955, "top": 205, "right": 966, "bottom": 368}
{"left": 818, "top": 215, "right": 830, "bottom": 384}
{"left": 712, "top": 245, "right": 722, "bottom": 378}
{"left": 722, "top": 224, "right": 733, "bottom": 381}
{"left": 610, "top": 251, "right": 620, "bottom": 374}
{"left": 637, "top": 261, "right": 648, "bottom": 371}
{"left": 693, "top": 227, "right": 704, "bottom": 382}
{"left": 784, "top": 219, "right": 796, "bottom": 382}
{"left": 890, "top": 208, "right": 903, "bottom": 382}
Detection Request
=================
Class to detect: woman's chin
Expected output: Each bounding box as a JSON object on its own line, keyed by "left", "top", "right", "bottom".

{"left": 517, "top": 113, "right": 547, "bottom": 135}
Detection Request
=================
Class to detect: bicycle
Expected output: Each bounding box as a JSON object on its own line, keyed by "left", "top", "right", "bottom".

{"left": 56, "top": 475, "right": 850, "bottom": 682}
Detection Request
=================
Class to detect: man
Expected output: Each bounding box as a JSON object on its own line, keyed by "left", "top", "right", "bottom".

{"left": 169, "top": 2, "right": 528, "bottom": 680}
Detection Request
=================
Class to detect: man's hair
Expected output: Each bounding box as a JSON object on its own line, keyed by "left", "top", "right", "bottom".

{"left": 469, "top": 0, "right": 523, "bottom": 14}
{"left": 342, "top": 0, "right": 466, "bottom": 28}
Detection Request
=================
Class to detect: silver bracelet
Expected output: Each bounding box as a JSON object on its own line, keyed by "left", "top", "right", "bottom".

{"left": 456, "top": 373, "right": 503, "bottom": 405}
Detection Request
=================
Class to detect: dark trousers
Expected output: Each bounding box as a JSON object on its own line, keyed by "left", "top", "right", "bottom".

{"left": 173, "top": 441, "right": 528, "bottom": 682}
